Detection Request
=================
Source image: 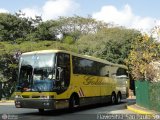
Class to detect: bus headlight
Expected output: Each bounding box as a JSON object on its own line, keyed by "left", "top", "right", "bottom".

{"left": 15, "top": 95, "right": 22, "bottom": 98}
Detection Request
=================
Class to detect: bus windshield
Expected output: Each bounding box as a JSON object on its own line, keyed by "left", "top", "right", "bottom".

{"left": 17, "top": 53, "right": 56, "bottom": 92}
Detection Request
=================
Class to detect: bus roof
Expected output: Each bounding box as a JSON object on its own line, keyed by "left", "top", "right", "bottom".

{"left": 22, "top": 49, "right": 127, "bottom": 68}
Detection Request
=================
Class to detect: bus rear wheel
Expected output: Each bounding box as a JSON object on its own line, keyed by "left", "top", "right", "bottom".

{"left": 111, "top": 93, "right": 116, "bottom": 104}
{"left": 116, "top": 93, "right": 121, "bottom": 104}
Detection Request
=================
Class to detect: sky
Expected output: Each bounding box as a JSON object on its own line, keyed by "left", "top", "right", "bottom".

{"left": 0, "top": 0, "right": 160, "bottom": 33}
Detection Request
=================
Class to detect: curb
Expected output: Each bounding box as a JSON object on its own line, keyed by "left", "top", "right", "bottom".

{"left": 126, "top": 105, "right": 156, "bottom": 119}
{"left": 127, "top": 105, "right": 152, "bottom": 115}
{"left": 0, "top": 100, "right": 14, "bottom": 103}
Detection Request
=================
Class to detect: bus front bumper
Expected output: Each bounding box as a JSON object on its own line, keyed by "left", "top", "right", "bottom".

{"left": 15, "top": 98, "right": 69, "bottom": 109}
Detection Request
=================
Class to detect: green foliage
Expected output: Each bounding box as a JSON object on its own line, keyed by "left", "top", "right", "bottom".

{"left": 34, "top": 21, "right": 57, "bottom": 40}
{"left": 126, "top": 35, "right": 159, "bottom": 81}
{"left": 0, "top": 13, "right": 30, "bottom": 41}
{"left": 55, "top": 16, "right": 109, "bottom": 41}
{"left": 0, "top": 14, "right": 109, "bottom": 42}
{"left": 76, "top": 27, "right": 141, "bottom": 64}
{"left": 63, "top": 36, "right": 74, "bottom": 44}
{"left": 0, "top": 12, "right": 42, "bottom": 42}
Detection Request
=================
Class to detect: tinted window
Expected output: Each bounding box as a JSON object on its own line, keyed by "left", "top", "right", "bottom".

{"left": 72, "top": 56, "right": 97, "bottom": 75}
{"left": 72, "top": 56, "right": 109, "bottom": 76}
{"left": 116, "top": 68, "right": 128, "bottom": 76}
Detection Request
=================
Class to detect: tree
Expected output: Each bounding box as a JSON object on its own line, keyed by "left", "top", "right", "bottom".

{"left": 54, "top": 16, "right": 109, "bottom": 41}
{"left": 0, "top": 12, "right": 42, "bottom": 42}
{"left": 126, "top": 34, "right": 159, "bottom": 81}
{"left": 34, "top": 21, "right": 57, "bottom": 40}
{"left": 76, "top": 27, "right": 141, "bottom": 64}
{"left": 0, "top": 13, "right": 29, "bottom": 41}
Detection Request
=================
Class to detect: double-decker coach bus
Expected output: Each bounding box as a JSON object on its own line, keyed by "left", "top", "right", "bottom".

{"left": 14, "top": 50, "right": 129, "bottom": 112}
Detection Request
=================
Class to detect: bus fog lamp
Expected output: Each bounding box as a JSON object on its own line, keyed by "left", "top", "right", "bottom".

{"left": 43, "top": 102, "right": 50, "bottom": 106}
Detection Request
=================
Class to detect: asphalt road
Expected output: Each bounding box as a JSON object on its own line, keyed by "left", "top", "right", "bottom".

{"left": 0, "top": 101, "right": 136, "bottom": 120}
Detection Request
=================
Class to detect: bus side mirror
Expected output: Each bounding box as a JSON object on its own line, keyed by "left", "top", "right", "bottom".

{"left": 57, "top": 67, "right": 63, "bottom": 81}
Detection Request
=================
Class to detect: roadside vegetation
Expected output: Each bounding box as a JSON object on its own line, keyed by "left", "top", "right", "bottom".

{"left": 0, "top": 11, "right": 160, "bottom": 99}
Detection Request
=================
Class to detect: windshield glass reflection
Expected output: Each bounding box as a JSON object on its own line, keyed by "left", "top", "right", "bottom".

{"left": 17, "top": 53, "right": 56, "bottom": 92}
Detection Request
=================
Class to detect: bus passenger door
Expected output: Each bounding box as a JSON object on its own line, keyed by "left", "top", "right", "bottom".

{"left": 56, "top": 53, "right": 70, "bottom": 93}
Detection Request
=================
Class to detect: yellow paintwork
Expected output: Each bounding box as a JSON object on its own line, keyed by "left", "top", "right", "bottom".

{"left": 15, "top": 92, "right": 56, "bottom": 99}
{"left": 14, "top": 49, "right": 129, "bottom": 101}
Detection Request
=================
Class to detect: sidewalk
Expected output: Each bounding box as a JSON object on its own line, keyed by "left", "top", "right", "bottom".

{"left": 0, "top": 100, "right": 14, "bottom": 105}
{"left": 126, "top": 97, "right": 160, "bottom": 118}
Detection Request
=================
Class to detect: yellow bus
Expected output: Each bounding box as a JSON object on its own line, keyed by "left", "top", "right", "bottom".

{"left": 14, "top": 50, "right": 129, "bottom": 112}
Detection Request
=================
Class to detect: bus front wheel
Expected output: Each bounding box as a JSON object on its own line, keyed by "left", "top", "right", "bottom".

{"left": 69, "top": 95, "right": 79, "bottom": 111}
{"left": 38, "top": 109, "right": 44, "bottom": 113}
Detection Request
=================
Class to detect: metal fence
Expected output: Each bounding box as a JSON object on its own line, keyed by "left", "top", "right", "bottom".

{"left": 135, "top": 80, "right": 160, "bottom": 112}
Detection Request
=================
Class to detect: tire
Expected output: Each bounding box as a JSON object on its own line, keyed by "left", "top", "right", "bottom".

{"left": 38, "top": 109, "right": 44, "bottom": 113}
{"left": 116, "top": 93, "right": 121, "bottom": 104}
{"left": 69, "top": 96, "right": 79, "bottom": 111}
{"left": 111, "top": 93, "right": 116, "bottom": 105}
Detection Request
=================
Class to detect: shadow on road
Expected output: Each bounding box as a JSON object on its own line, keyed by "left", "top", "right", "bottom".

{"left": 22, "top": 101, "right": 127, "bottom": 116}
{"left": 127, "top": 98, "right": 136, "bottom": 105}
